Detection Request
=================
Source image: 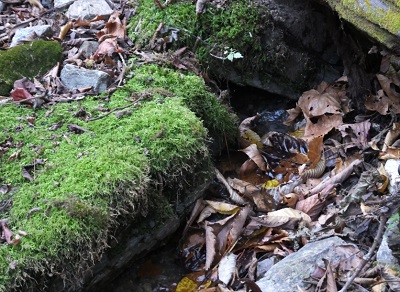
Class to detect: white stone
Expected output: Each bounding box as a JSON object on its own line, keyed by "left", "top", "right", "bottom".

{"left": 54, "top": 0, "right": 76, "bottom": 10}
{"left": 66, "top": 0, "right": 113, "bottom": 21}
{"left": 10, "top": 25, "right": 53, "bottom": 47}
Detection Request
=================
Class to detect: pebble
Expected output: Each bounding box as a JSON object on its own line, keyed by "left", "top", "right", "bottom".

{"left": 66, "top": 0, "right": 113, "bottom": 21}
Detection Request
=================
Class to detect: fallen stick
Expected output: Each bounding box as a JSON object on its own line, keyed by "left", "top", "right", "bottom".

{"left": 339, "top": 215, "right": 387, "bottom": 292}
{"left": 310, "top": 159, "right": 362, "bottom": 195}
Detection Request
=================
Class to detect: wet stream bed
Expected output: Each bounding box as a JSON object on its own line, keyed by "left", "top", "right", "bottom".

{"left": 105, "top": 86, "right": 294, "bottom": 292}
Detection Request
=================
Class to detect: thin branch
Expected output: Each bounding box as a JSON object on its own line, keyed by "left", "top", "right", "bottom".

{"left": 339, "top": 215, "right": 388, "bottom": 292}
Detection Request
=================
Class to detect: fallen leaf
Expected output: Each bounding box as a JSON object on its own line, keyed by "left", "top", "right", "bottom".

{"left": 218, "top": 253, "right": 237, "bottom": 285}
{"left": 205, "top": 200, "right": 240, "bottom": 215}
{"left": 241, "top": 144, "right": 267, "bottom": 171}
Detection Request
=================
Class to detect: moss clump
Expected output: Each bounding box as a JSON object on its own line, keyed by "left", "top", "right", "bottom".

{"left": 0, "top": 63, "right": 226, "bottom": 289}
{"left": 118, "top": 64, "right": 238, "bottom": 146}
{"left": 0, "top": 40, "right": 62, "bottom": 95}
{"left": 128, "top": 0, "right": 264, "bottom": 66}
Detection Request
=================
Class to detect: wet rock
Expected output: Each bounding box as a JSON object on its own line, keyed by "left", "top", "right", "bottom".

{"left": 78, "top": 41, "right": 99, "bottom": 58}
{"left": 60, "top": 64, "right": 110, "bottom": 93}
{"left": 10, "top": 25, "right": 53, "bottom": 47}
{"left": 66, "top": 0, "right": 113, "bottom": 21}
{"left": 256, "top": 236, "right": 355, "bottom": 291}
{"left": 207, "top": 0, "right": 342, "bottom": 99}
{"left": 54, "top": 0, "right": 76, "bottom": 10}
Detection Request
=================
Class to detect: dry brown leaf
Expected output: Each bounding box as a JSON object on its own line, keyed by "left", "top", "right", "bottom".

{"left": 239, "top": 159, "right": 269, "bottom": 185}
{"left": 304, "top": 114, "right": 343, "bottom": 139}
{"left": 295, "top": 184, "right": 335, "bottom": 220}
{"left": 7, "top": 149, "right": 21, "bottom": 163}
{"left": 241, "top": 144, "right": 267, "bottom": 171}
{"left": 382, "top": 122, "right": 400, "bottom": 152}
{"left": 59, "top": 22, "right": 72, "bottom": 40}
{"left": 298, "top": 90, "right": 342, "bottom": 118}
{"left": 229, "top": 178, "right": 275, "bottom": 212}
{"left": 103, "top": 11, "right": 126, "bottom": 39}
{"left": 93, "top": 37, "right": 123, "bottom": 61}
{"left": 253, "top": 208, "right": 311, "bottom": 229}
{"left": 379, "top": 147, "right": 400, "bottom": 159}
{"left": 366, "top": 74, "right": 400, "bottom": 114}
{"left": 197, "top": 205, "right": 217, "bottom": 223}
{"left": 337, "top": 120, "right": 371, "bottom": 150}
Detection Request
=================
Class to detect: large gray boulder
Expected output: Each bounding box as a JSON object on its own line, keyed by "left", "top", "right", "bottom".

{"left": 256, "top": 236, "right": 360, "bottom": 291}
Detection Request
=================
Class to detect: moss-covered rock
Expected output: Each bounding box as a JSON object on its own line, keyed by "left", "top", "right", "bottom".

{"left": 129, "top": 0, "right": 342, "bottom": 98}
{"left": 0, "top": 40, "right": 62, "bottom": 96}
{"left": 0, "top": 62, "right": 236, "bottom": 290}
{"left": 323, "top": 0, "right": 400, "bottom": 50}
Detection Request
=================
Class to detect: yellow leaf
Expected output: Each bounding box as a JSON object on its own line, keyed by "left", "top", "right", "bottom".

{"left": 261, "top": 179, "right": 279, "bottom": 189}
{"left": 205, "top": 200, "right": 240, "bottom": 215}
{"left": 176, "top": 277, "right": 198, "bottom": 292}
{"left": 241, "top": 129, "right": 263, "bottom": 149}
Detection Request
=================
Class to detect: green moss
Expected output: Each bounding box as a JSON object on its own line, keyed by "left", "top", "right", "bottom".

{"left": 126, "top": 64, "right": 238, "bottom": 142}
{"left": 0, "top": 40, "right": 62, "bottom": 95}
{"left": 341, "top": 0, "right": 400, "bottom": 36}
{"left": 128, "top": 0, "right": 264, "bottom": 65}
{"left": 324, "top": 0, "right": 400, "bottom": 50}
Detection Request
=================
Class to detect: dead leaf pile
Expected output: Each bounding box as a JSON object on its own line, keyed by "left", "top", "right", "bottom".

{"left": 176, "top": 51, "right": 400, "bottom": 291}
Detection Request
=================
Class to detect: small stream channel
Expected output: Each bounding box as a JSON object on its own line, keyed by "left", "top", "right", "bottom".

{"left": 105, "top": 85, "right": 296, "bottom": 292}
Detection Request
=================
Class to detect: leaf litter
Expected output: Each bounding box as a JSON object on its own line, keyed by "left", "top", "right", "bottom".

{"left": 176, "top": 52, "right": 400, "bottom": 291}
{"left": 1, "top": 1, "right": 400, "bottom": 291}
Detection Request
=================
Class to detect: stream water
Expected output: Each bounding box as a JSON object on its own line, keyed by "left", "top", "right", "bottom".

{"left": 106, "top": 85, "right": 296, "bottom": 292}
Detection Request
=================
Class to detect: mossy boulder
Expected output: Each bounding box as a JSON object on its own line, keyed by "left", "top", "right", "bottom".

{"left": 0, "top": 40, "right": 62, "bottom": 96}
{"left": 129, "top": 0, "right": 342, "bottom": 99}
{"left": 323, "top": 0, "right": 400, "bottom": 51}
{"left": 0, "top": 63, "right": 237, "bottom": 290}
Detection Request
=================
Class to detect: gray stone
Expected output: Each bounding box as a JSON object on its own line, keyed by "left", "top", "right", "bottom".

{"left": 66, "top": 0, "right": 113, "bottom": 21}
{"left": 0, "top": 2, "right": 5, "bottom": 13}
{"left": 78, "top": 41, "right": 99, "bottom": 58}
{"left": 10, "top": 25, "right": 53, "bottom": 47}
{"left": 256, "top": 236, "right": 358, "bottom": 292}
{"left": 54, "top": 0, "right": 76, "bottom": 10}
{"left": 60, "top": 64, "right": 110, "bottom": 93}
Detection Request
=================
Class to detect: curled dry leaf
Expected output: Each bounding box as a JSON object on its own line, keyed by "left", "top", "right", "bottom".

{"left": 241, "top": 144, "right": 267, "bottom": 171}
{"left": 7, "top": 149, "right": 21, "bottom": 163}
{"left": 253, "top": 208, "right": 311, "bottom": 229}
{"left": 296, "top": 184, "right": 335, "bottom": 220}
{"left": 205, "top": 200, "right": 240, "bottom": 215}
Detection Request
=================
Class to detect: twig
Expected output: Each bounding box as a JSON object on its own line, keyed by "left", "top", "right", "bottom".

{"left": 87, "top": 103, "right": 136, "bottom": 122}
{"left": 339, "top": 215, "right": 388, "bottom": 292}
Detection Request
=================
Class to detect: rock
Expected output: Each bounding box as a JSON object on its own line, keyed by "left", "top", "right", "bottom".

{"left": 66, "top": 0, "right": 113, "bottom": 21}
{"left": 0, "top": 2, "right": 4, "bottom": 13}
{"left": 78, "top": 41, "right": 99, "bottom": 58}
{"left": 384, "top": 159, "right": 400, "bottom": 195}
{"left": 54, "top": 0, "right": 76, "bottom": 10}
{"left": 10, "top": 25, "right": 53, "bottom": 47}
{"left": 377, "top": 234, "right": 400, "bottom": 269}
{"left": 210, "top": 0, "right": 343, "bottom": 99}
{"left": 60, "top": 64, "right": 110, "bottom": 93}
{"left": 256, "top": 257, "right": 276, "bottom": 279}
{"left": 256, "top": 236, "right": 358, "bottom": 291}
{"left": 0, "top": 40, "right": 62, "bottom": 95}
{"left": 322, "top": 0, "right": 400, "bottom": 51}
